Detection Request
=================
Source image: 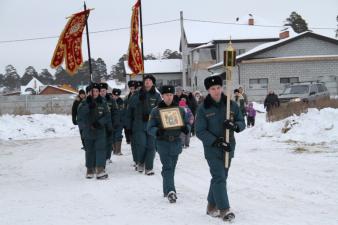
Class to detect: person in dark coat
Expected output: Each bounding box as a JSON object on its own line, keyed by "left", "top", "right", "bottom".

{"left": 77, "top": 83, "right": 112, "bottom": 179}
{"left": 112, "top": 88, "right": 124, "bottom": 155}
{"left": 264, "top": 90, "right": 280, "bottom": 122}
{"left": 126, "top": 75, "right": 162, "bottom": 175}
{"left": 98, "top": 83, "right": 118, "bottom": 164}
{"left": 195, "top": 75, "right": 245, "bottom": 221}
{"left": 124, "top": 80, "right": 138, "bottom": 168}
{"left": 72, "top": 89, "right": 86, "bottom": 149}
{"left": 147, "top": 85, "right": 190, "bottom": 203}
{"left": 233, "top": 89, "right": 246, "bottom": 117}
{"left": 173, "top": 86, "right": 188, "bottom": 105}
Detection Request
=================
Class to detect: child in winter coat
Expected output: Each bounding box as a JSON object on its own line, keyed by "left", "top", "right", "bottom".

{"left": 178, "top": 98, "right": 194, "bottom": 148}
{"left": 246, "top": 102, "right": 256, "bottom": 127}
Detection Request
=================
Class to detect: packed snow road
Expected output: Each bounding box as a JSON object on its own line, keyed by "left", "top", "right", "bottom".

{"left": 1, "top": 119, "right": 337, "bottom": 225}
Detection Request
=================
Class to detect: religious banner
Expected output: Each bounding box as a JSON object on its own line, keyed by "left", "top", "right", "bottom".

{"left": 51, "top": 10, "right": 90, "bottom": 75}
{"left": 127, "top": 0, "right": 144, "bottom": 76}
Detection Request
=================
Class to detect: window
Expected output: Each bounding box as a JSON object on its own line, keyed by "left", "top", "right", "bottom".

{"left": 280, "top": 77, "right": 299, "bottom": 84}
{"left": 316, "top": 84, "right": 327, "bottom": 92}
{"left": 237, "top": 49, "right": 246, "bottom": 55}
{"left": 249, "top": 78, "right": 268, "bottom": 89}
{"left": 210, "top": 48, "right": 216, "bottom": 60}
{"left": 168, "top": 79, "right": 182, "bottom": 86}
{"left": 309, "top": 85, "right": 317, "bottom": 94}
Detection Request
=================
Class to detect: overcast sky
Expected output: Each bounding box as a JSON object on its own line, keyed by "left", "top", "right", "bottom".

{"left": 0, "top": 0, "right": 337, "bottom": 76}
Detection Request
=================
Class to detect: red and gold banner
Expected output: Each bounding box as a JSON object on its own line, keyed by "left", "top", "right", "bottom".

{"left": 128, "top": 0, "right": 144, "bottom": 76}
{"left": 51, "top": 10, "right": 90, "bottom": 75}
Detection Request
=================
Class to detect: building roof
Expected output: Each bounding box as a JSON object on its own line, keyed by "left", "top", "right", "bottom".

{"left": 124, "top": 59, "right": 182, "bottom": 75}
{"left": 20, "top": 77, "right": 44, "bottom": 94}
{"left": 208, "top": 31, "right": 338, "bottom": 70}
{"left": 39, "top": 85, "right": 78, "bottom": 95}
{"left": 184, "top": 14, "right": 282, "bottom": 45}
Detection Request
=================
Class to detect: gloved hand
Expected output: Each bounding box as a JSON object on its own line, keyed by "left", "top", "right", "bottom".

{"left": 139, "top": 91, "right": 146, "bottom": 101}
{"left": 212, "top": 137, "right": 231, "bottom": 152}
{"left": 143, "top": 114, "right": 149, "bottom": 122}
{"left": 72, "top": 119, "right": 78, "bottom": 125}
{"left": 181, "top": 126, "right": 189, "bottom": 135}
{"left": 224, "top": 119, "right": 238, "bottom": 131}
{"left": 156, "top": 128, "right": 165, "bottom": 137}
{"left": 106, "top": 126, "right": 113, "bottom": 136}
{"left": 89, "top": 102, "right": 96, "bottom": 109}
{"left": 125, "top": 129, "right": 132, "bottom": 135}
{"left": 92, "top": 121, "right": 102, "bottom": 129}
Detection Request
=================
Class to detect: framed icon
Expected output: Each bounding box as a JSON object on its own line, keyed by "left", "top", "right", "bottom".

{"left": 159, "top": 107, "right": 184, "bottom": 129}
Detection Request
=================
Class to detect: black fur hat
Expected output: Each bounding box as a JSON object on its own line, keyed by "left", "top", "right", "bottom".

{"left": 128, "top": 80, "right": 137, "bottom": 88}
{"left": 143, "top": 74, "right": 156, "bottom": 85}
{"left": 99, "top": 83, "right": 108, "bottom": 90}
{"left": 160, "top": 85, "right": 175, "bottom": 94}
{"left": 204, "top": 75, "right": 223, "bottom": 90}
{"left": 92, "top": 83, "right": 100, "bottom": 91}
{"left": 136, "top": 81, "right": 143, "bottom": 88}
{"left": 85, "top": 84, "right": 92, "bottom": 93}
{"left": 112, "top": 88, "right": 121, "bottom": 96}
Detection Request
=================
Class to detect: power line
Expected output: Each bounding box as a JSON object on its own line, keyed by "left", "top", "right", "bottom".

{"left": 0, "top": 17, "right": 335, "bottom": 44}
{"left": 184, "top": 18, "right": 336, "bottom": 30}
{"left": 0, "top": 19, "right": 179, "bottom": 44}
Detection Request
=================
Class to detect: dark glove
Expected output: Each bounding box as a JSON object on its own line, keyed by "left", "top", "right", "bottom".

{"left": 106, "top": 125, "right": 113, "bottom": 136}
{"left": 89, "top": 102, "right": 96, "bottom": 109}
{"left": 72, "top": 119, "right": 78, "bottom": 125}
{"left": 139, "top": 91, "right": 146, "bottom": 101}
{"left": 212, "top": 137, "right": 231, "bottom": 152}
{"left": 92, "top": 121, "right": 102, "bottom": 129}
{"left": 125, "top": 129, "right": 132, "bottom": 135}
{"left": 143, "top": 114, "right": 149, "bottom": 122}
{"left": 181, "top": 126, "right": 189, "bottom": 135}
{"left": 224, "top": 119, "right": 238, "bottom": 132}
{"left": 156, "top": 128, "right": 165, "bottom": 137}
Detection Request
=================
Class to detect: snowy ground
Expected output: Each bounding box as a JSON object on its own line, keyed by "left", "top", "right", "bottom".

{"left": 0, "top": 109, "right": 338, "bottom": 225}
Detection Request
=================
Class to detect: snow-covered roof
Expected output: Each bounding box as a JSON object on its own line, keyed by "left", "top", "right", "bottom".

{"left": 106, "top": 79, "right": 125, "bottom": 90}
{"left": 191, "top": 42, "right": 215, "bottom": 51}
{"left": 184, "top": 14, "right": 281, "bottom": 44}
{"left": 208, "top": 31, "right": 338, "bottom": 70}
{"left": 124, "top": 59, "right": 182, "bottom": 75}
{"left": 20, "top": 77, "right": 44, "bottom": 94}
{"left": 39, "top": 85, "right": 78, "bottom": 94}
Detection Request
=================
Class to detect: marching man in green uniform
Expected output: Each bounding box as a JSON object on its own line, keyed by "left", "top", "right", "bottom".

{"left": 124, "top": 80, "right": 138, "bottom": 168}
{"left": 77, "top": 83, "right": 112, "bottom": 180}
{"left": 195, "top": 75, "right": 245, "bottom": 221}
{"left": 111, "top": 88, "right": 124, "bottom": 155}
{"left": 126, "top": 75, "right": 161, "bottom": 175}
{"left": 147, "top": 85, "right": 190, "bottom": 203}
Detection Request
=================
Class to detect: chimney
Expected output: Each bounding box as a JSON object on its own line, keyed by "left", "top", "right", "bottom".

{"left": 279, "top": 30, "right": 290, "bottom": 39}
{"left": 248, "top": 14, "right": 254, "bottom": 25}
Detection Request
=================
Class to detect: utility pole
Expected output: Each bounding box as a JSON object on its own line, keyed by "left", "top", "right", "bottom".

{"left": 180, "top": 11, "right": 187, "bottom": 89}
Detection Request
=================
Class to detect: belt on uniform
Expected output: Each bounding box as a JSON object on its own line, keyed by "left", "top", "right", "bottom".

{"left": 157, "top": 135, "right": 180, "bottom": 142}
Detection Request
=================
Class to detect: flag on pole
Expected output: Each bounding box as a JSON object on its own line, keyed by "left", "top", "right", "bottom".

{"left": 51, "top": 10, "right": 90, "bottom": 75}
{"left": 127, "top": 0, "right": 144, "bottom": 76}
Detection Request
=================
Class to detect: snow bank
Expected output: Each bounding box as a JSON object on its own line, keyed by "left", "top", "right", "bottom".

{"left": 247, "top": 107, "right": 338, "bottom": 146}
{"left": 0, "top": 114, "right": 78, "bottom": 140}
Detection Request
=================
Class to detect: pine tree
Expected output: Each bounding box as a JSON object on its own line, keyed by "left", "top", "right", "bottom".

{"left": 21, "top": 66, "right": 38, "bottom": 85}
{"left": 4, "top": 65, "right": 20, "bottom": 91}
{"left": 285, "top": 11, "right": 309, "bottom": 33}
{"left": 54, "top": 67, "right": 70, "bottom": 85}
{"left": 110, "top": 54, "right": 127, "bottom": 82}
{"left": 162, "top": 49, "right": 182, "bottom": 59}
{"left": 38, "top": 69, "right": 54, "bottom": 85}
{"left": 336, "top": 16, "right": 338, "bottom": 39}
{"left": 0, "top": 73, "right": 4, "bottom": 87}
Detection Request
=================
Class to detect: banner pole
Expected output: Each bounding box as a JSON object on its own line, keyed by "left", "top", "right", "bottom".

{"left": 84, "top": 1, "right": 93, "bottom": 82}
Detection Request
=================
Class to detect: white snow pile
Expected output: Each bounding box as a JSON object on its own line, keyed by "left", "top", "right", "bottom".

{"left": 0, "top": 114, "right": 78, "bottom": 140}
{"left": 248, "top": 107, "right": 338, "bottom": 146}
